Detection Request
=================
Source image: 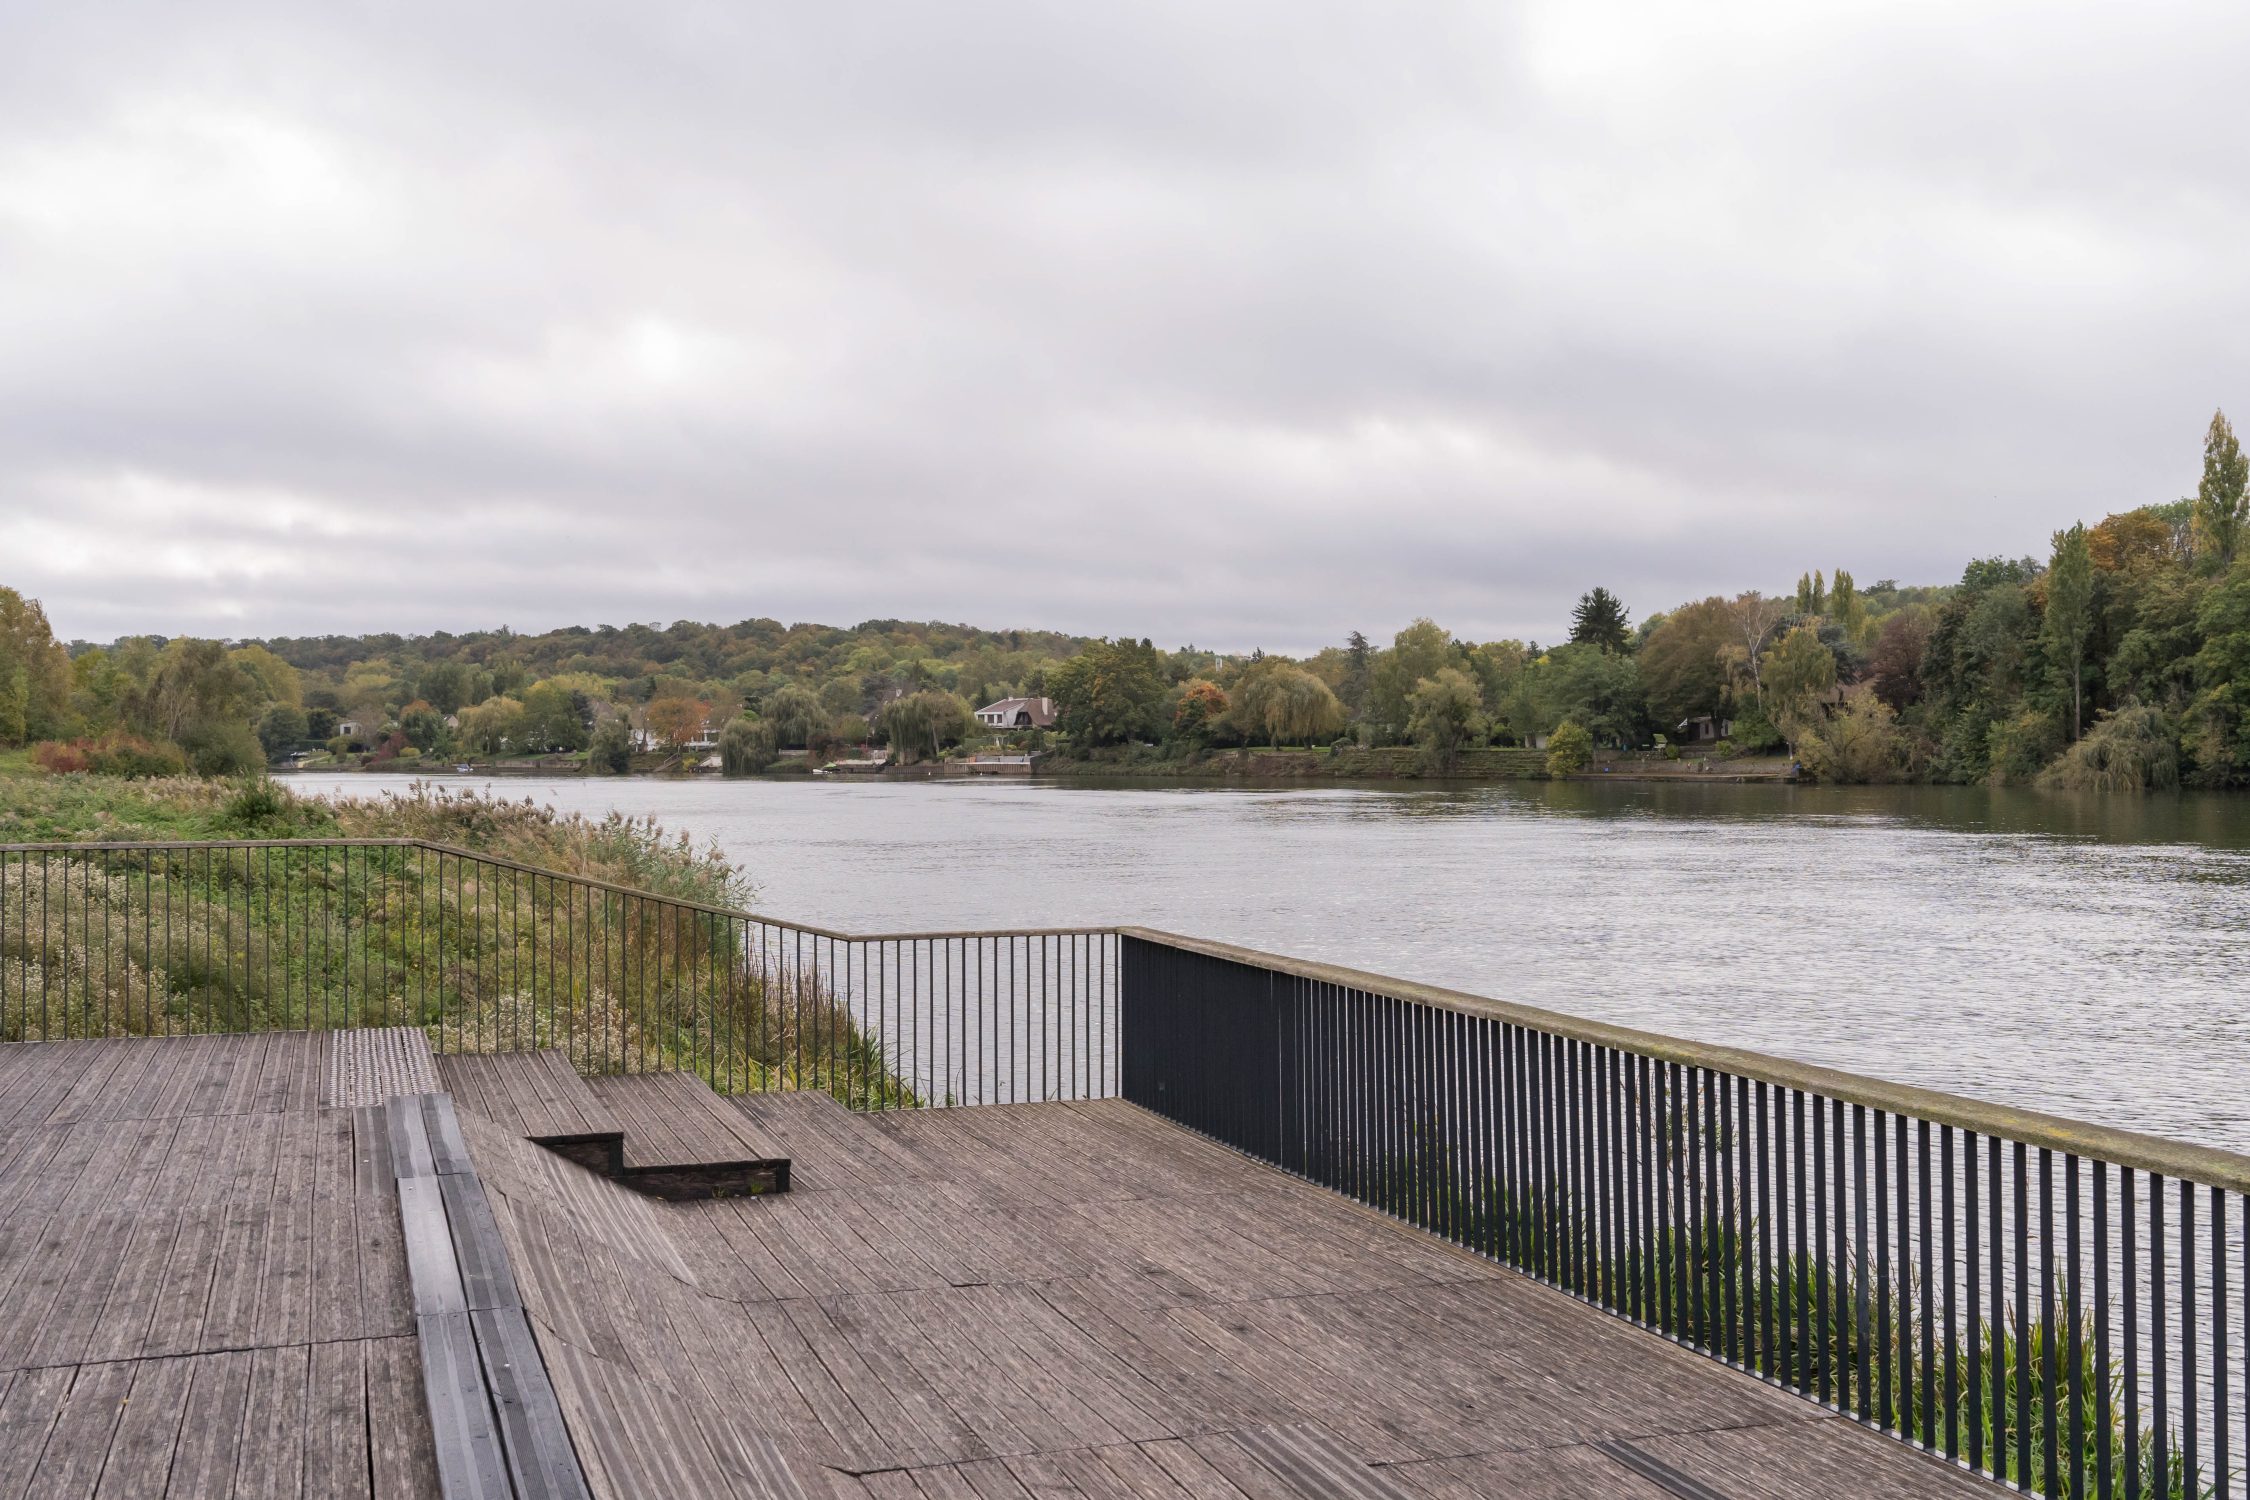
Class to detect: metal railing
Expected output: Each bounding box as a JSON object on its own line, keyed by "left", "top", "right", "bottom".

{"left": 0, "top": 840, "right": 1116, "bottom": 1108}
{"left": 8, "top": 836, "right": 2248, "bottom": 1496}
{"left": 1120, "top": 929, "right": 2249, "bottom": 1500}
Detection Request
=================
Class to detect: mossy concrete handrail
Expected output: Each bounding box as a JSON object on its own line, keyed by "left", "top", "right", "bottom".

{"left": 1119, "top": 924, "right": 2250, "bottom": 1199}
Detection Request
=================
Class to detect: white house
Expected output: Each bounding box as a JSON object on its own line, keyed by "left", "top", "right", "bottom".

{"left": 974, "top": 696, "right": 1057, "bottom": 730}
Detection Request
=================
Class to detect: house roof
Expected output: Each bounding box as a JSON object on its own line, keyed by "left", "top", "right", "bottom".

{"left": 976, "top": 696, "right": 1056, "bottom": 723}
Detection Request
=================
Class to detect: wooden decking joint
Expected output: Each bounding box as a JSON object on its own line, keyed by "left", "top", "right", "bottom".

{"left": 384, "top": 1092, "right": 592, "bottom": 1500}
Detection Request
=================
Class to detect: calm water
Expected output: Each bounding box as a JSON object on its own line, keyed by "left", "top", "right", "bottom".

{"left": 285, "top": 774, "right": 2250, "bottom": 1153}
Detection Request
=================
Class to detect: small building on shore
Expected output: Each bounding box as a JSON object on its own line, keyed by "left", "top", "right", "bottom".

{"left": 975, "top": 696, "right": 1057, "bottom": 730}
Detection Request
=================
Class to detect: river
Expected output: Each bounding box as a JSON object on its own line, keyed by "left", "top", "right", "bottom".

{"left": 283, "top": 773, "right": 2250, "bottom": 1154}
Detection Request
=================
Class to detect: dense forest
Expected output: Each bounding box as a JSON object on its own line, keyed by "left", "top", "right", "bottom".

{"left": 4, "top": 411, "right": 2247, "bottom": 791}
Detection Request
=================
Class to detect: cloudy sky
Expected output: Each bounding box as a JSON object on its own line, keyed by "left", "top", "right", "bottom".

{"left": 3, "top": 3, "right": 2244, "bottom": 653}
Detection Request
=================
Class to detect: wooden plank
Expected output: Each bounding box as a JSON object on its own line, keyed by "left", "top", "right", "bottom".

{"left": 422, "top": 1094, "right": 474, "bottom": 1178}
{"left": 440, "top": 1174, "right": 521, "bottom": 1313}
{"left": 418, "top": 1310, "right": 513, "bottom": 1500}
{"left": 161, "top": 1350, "right": 253, "bottom": 1500}
{"left": 470, "top": 1307, "right": 592, "bottom": 1500}
{"left": 366, "top": 1335, "right": 443, "bottom": 1500}
{"left": 142, "top": 1205, "right": 223, "bottom": 1358}
{"left": 235, "top": 1342, "right": 311, "bottom": 1500}
{"left": 20, "top": 1358, "right": 134, "bottom": 1500}
{"left": 305, "top": 1338, "right": 372, "bottom": 1500}
{"left": 387, "top": 1096, "right": 437, "bottom": 1181}
{"left": 91, "top": 1355, "right": 193, "bottom": 1500}
{"left": 198, "top": 1201, "right": 273, "bottom": 1351}
{"left": 0, "top": 1364, "right": 74, "bottom": 1500}
{"left": 1224, "top": 1425, "right": 1419, "bottom": 1500}
{"left": 399, "top": 1177, "right": 467, "bottom": 1317}
{"left": 82, "top": 1209, "right": 184, "bottom": 1364}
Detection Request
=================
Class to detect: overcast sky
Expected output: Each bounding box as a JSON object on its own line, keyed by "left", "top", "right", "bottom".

{"left": 3, "top": 3, "right": 2245, "bottom": 653}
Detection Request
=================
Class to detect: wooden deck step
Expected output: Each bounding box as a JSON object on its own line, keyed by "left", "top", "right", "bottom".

{"left": 580, "top": 1070, "right": 786, "bottom": 1169}
{"left": 437, "top": 1052, "right": 790, "bottom": 1201}
{"left": 436, "top": 1050, "right": 621, "bottom": 1148}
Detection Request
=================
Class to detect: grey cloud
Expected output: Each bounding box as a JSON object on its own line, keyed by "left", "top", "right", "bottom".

{"left": 3, "top": 1, "right": 2246, "bottom": 653}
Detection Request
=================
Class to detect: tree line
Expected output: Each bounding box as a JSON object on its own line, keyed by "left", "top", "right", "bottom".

{"left": 4, "top": 410, "right": 2246, "bottom": 789}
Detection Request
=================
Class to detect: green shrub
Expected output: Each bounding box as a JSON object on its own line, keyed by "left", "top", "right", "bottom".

{"left": 2038, "top": 705, "right": 2181, "bottom": 792}
{"left": 180, "top": 719, "right": 265, "bottom": 777}
{"left": 1545, "top": 720, "right": 1594, "bottom": 776}
{"left": 588, "top": 717, "right": 634, "bottom": 774}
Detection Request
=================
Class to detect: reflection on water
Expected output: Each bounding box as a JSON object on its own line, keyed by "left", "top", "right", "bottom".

{"left": 287, "top": 774, "right": 2250, "bottom": 1153}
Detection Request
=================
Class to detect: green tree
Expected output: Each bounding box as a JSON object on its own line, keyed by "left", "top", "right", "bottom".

{"left": 588, "top": 716, "right": 635, "bottom": 775}
{"left": 1233, "top": 664, "right": 1345, "bottom": 748}
{"left": 1532, "top": 643, "right": 1645, "bottom": 747}
{"left": 1339, "top": 631, "right": 1374, "bottom": 721}
{"left": 0, "top": 588, "right": 75, "bottom": 745}
{"left": 2188, "top": 557, "right": 2250, "bottom": 782}
{"left": 718, "top": 717, "right": 776, "bottom": 776}
{"left": 1367, "top": 620, "right": 1454, "bottom": 737}
{"left": 456, "top": 696, "right": 526, "bottom": 755}
{"left": 1048, "top": 638, "right": 1167, "bottom": 746}
{"left": 1760, "top": 625, "right": 1837, "bottom": 755}
{"left": 1171, "top": 679, "right": 1229, "bottom": 746}
{"left": 1545, "top": 719, "right": 1593, "bottom": 776}
{"left": 416, "top": 660, "right": 477, "bottom": 716}
{"left": 2044, "top": 523, "right": 2095, "bottom": 740}
{"left": 1406, "top": 668, "right": 1487, "bottom": 769}
{"left": 1798, "top": 694, "right": 1905, "bottom": 783}
{"left": 1568, "top": 588, "right": 1632, "bottom": 653}
{"left": 398, "top": 704, "right": 451, "bottom": 754}
{"left": 1637, "top": 597, "right": 1734, "bottom": 733}
{"left": 1828, "top": 570, "right": 1867, "bottom": 641}
{"left": 517, "top": 682, "right": 590, "bottom": 753}
{"left": 761, "top": 683, "right": 826, "bottom": 748}
{"left": 255, "top": 704, "right": 310, "bottom": 762}
{"left": 877, "top": 690, "right": 974, "bottom": 763}
{"left": 2192, "top": 409, "right": 2249, "bottom": 570}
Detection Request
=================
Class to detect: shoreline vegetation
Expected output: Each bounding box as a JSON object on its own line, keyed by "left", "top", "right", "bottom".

{"left": 0, "top": 770, "right": 900, "bottom": 1100}
{"left": 5, "top": 409, "right": 2248, "bottom": 795}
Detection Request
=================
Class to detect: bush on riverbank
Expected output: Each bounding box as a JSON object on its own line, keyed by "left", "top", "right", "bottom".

{"left": 0, "top": 769, "right": 901, "bottom": 1101}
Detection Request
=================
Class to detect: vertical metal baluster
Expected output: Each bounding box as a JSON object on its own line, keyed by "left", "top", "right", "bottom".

{"left": 2183, "top": 1179, "right": 2199, "bottom": 1499}
{"left": 2156, "top": 1176, "right": 2176, "bottom": 1494}
{"left": 1943, "top": 1124, "right": 1960, "bottom": 1461}
{"left": 2025, "top": 1142, "right": 2043, "bottom": 1484}
{"left": 1990, "top": 1134, "right": 2007, "bottom": 1484}
{"left": 2097, "top": 1160, "right": 2113, "bottom": 1500}
{"left": 1919, "top": 1118, "right": 1935, "bottom": 1446}
{"left": 1816, "top": 1093, "right": 1833, "bottom": 1406}
{"left": 1757, "top": 1080, "right": 1774, "bottom": 1379}
{"left": 1876, "top": 1110, "right": 1894, "bottom": 1432}
{"left": 2042, "top": 1149, "right": 2060, "bottom": 1499}
{"left": 2069, "top": 1155, "right": 2085, "bottom": 1500}
{"left": 1856, "top": 1103, "right": 1874, "bottom": 1423}
{"left": 2126, "top": 1168, "right": 2141, "bottom": 1500}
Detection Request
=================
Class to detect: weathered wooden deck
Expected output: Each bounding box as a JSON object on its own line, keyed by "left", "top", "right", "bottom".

{"left": 475, "top": 1087, "right": 2011, "bottom": 1498}
{"left": 0, "top": 1032, "right": 436, "bottom": 1497}
{"left": 0, "top": 1035, "right": 2011, "bottom": 1498}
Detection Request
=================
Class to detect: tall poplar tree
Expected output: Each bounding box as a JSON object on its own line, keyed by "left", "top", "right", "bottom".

{"left": 2193, "top": 409, "right": 2248, "bottom": 569}
{"left": 2044, "top": 523, "right": 2094, "bottom": 740}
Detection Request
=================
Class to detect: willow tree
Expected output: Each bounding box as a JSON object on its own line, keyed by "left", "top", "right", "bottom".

{"left": 1235, "top": 664, "right": 1344, "bottom": 748}
{"left": 1407, "top": 667, "right": 1487, "bottom": 769}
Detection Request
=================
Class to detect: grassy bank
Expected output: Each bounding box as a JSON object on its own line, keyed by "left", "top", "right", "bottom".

{"left": 0, "top": 767, "right": 900, "bottom": 1102}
